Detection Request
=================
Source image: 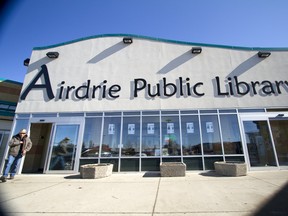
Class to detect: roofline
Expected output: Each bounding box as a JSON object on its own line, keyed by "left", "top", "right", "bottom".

{"left": 0, "top": 78, "right": 22, "bottom": 85}
{"left": 32, "top": 34, "right": 288, "bottom": 51}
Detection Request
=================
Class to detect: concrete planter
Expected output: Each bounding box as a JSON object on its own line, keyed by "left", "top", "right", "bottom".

{"left": 214, "top": 161, "right": 247, "bottom": 177}
{"left": 80, "top": 163, "right": 113, "bottom": 179}
{"left": 160, "top": 162, "right": 186, "bottom": 177}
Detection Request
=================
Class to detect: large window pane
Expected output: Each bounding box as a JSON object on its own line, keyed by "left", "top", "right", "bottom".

{"left": 142, "top": 116, "right": 160, "bottom": 156}
{"left": 183, "top": 157, "right": 203, "bottom": 170}
{"left": 0, "top": 132, "right": 9, "bottom": 166}
{"left": 220, "top": 114, "right": 243, "bottom": 154}
{"left": 204, "top": 157, "right": 223, "bottom": 170}
{"left": 120, "top": 158, "right": 139, "bottom": 171}
{"left": 161, "top": 116, "right": 181, "bottom": 156}
{"left": 81, "top": 118, "right": 102, "bottom": 157}
{"left": 269, "top": 119, "right": 288, "bottom": 165}
{"left": 141, "top": 158, "right": 160, "bottom": 171}
{"left": 243, "top": 121, "right": 276, "bottom": 167}
{"left": 181, "top": 115, "right": 201, "bottom": 155}
{"left": 122, "top": 116, "right": 140, "bottom": 157}
{"left": 49, "top": 125, "right": 79, "bottom": 171}
{"left": 225, "top": 156, "right": 245, "bottom": 162}
{"left": 102, "top": 117, "right": 121, "bottom": 157}
{"left": 201, "top": 115, "right": 222, "bottom": 155}
{"left": 162, "top": 157, "right": 181, "bottom": 162}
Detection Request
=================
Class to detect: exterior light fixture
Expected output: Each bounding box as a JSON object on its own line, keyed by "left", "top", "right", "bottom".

{"left": 123, "top": 37, "right": 133, "bottom": 44}
{"left": 46, "top": 52, "right": 59, "bottom": 58}
{"left": 191, "top": 47, "right": 202, "bottom": 54}
{"left": 258, "top": 51, "right": 271, "bottom": 58}
{"left": 23, "top": 58, "right": 30, "bottom": 66}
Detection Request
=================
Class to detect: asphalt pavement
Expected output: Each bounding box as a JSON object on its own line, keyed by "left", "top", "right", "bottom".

{"left": 0, "top": 170, "right": 288, "bottom": 216}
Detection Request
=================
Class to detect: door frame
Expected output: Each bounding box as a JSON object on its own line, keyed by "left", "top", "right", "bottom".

{"left": 238, "top": 112, "right": 285, "bottom": 171}
{"left": 28, "top": 117, "right": 85, "bottom": 174}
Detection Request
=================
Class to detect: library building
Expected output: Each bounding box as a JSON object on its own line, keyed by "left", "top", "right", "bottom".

{"left": 1, "top": 34, "right": 288, "bottom": 174}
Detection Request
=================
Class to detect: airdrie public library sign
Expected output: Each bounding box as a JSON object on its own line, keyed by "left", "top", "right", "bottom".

{"left": 21, "top": 64, "right": 288, "bottom": 100}
{"left": 17, "top": 34, "right": 288, "bottom": 113}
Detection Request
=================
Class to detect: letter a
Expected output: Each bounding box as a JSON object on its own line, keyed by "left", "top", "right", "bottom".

{"left": 20, "top": 65, "right": 55, "bottom": 100}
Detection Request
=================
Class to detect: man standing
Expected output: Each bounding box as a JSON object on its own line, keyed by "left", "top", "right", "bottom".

{"left": 0, "top": 129, "right": 32, "bottom": 182}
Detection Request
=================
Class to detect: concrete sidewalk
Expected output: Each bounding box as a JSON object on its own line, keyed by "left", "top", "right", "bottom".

{"left": 0, "top": 170, "right": 288, "bottom": 216}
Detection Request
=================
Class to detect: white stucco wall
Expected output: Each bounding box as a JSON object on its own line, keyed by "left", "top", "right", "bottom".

{"left": 16, "top": 35, "right": 288, "bottom": 113}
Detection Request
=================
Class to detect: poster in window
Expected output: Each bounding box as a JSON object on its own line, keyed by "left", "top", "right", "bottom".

{"left": 147, "top": 123, "right": 154, "bottom": 134}
{"left": 186, "top": 122, "right": 194, "bottom": 133}
{"left": 108, "top": 124, "right": 115, "bottom": 135}
{"left": 206, "top": 122, "right": 214, "bottom": 133}
{"left": 167, "top": 123, "right": 174, "bottom": 134}
{"left": 128, "top": 124, "right": 135, "bottom": 134}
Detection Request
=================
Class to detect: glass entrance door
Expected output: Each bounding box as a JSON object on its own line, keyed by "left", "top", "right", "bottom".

{"left": 269, "top": 118, "right": 288, "bottom": 166}
{"left": 46, "top": 124, "right": 79, "bottom": 172}
{"left": 242, "top": 119, "right": 277, "bottom": 168}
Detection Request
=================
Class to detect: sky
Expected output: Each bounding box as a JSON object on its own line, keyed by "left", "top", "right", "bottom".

{"left": 1, "top": 0, "right": 288, "bottom": 83}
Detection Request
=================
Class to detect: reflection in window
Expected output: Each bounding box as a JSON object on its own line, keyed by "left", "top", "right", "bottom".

{"left": 269, "top": 119, "right": 288, "bottom": 165}
{"left": 81, "top": 118, "right": 102, "bottom": 157}
{"left": 0, "top": 132, "right": 9, "bottom": 166}
{"left": 49, "top": 125, "right": 79, "bottom": 170}
{"left": 122, "top": 116, "right": 140, "bottom": 157}
{"left": 77, "top": 110, "right": 247, "bottom": 171}
{"left": 181, "top": 115, "right": 201, "bottom": 155}
{"left": 142, "top": 116, "right": 160, "bottom": 156}
{"left": 220, "top": 114, "right": 243, "bottom": 154}
{"left": 201, "top": 115, "right": 222, "bottom": 154}
{"left": 243, "top": 121, "right": 276, "bottom": 167}
{"left": 102, "top": 117, "right": 121, "bottom": 157}
{"left": 161, "top": 116, "right": 181, "bottom": 156}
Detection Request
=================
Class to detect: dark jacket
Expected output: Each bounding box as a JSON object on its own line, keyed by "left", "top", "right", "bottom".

{"left": 8, "top": 134, "right": 32, "bottom": 157}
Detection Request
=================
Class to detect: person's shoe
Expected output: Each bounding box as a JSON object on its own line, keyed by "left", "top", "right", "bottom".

{"left": 0, "top": 176, "right": 7, "bottom": 182}
{"left": 9, "top": 176, "right": 14, "bottom": 180}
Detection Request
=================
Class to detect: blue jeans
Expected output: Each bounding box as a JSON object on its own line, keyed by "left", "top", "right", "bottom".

{"left": 50, "top": 155, "right": 65, "bottom": 170}
{"left": 3, "top": 154, "right": 23, "bottom": 177}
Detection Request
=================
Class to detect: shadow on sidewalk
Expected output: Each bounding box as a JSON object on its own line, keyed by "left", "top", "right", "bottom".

{"left": 64, "top": 174, "right": 82, "bottom": 179}
{"left": 142, "top": 171, "right": 161, "bottom": 178}
{"left": 199, "top": 171, "right": 226, "bottom": 177}
{"left": 253, "top": 181, "right": 288, "bottom": 216}
{"left": 199, "top": 171, "right": 249, "bottom": 178}
{"left": 63, "top": 172, "right": 161, "bottom": 179}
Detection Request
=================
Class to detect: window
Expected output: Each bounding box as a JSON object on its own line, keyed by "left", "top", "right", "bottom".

{"left": 122, "top": 116, "right": 140, "bottom": 157}
{"left": 200, "top": 115, "right": 222, "bottom": 155}
{"left": 0, "top": 131, "right": 9, "bottom": 166}
{"left": 220, "top": 114, "right": 243, "bottom": 154}
{"left": 13, "top": 119, "right": 29, "bottom": 136}
{"left": 81, "top": 118, "right": 102, "bottom": 157}
{"left": 161, "top": 116, "right": 181, "bottom": 156}
{"left": 79, "top": 109, "right": 247, "bottom": 171}
{"left": 142, "top": 115, "right": 160, "bottom": 156}
{"left": 181, "top": 115, "right": 201, "bottom": 155}
{"left": 101, "top": 116, "right": 121, "bottom": 157}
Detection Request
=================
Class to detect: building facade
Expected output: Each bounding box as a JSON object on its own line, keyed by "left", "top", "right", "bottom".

{"left": 0, "top": 79, "right": 22, "bottom": 168}
{"left": 1, "top": 34, "right": 288, "bottom": 174}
